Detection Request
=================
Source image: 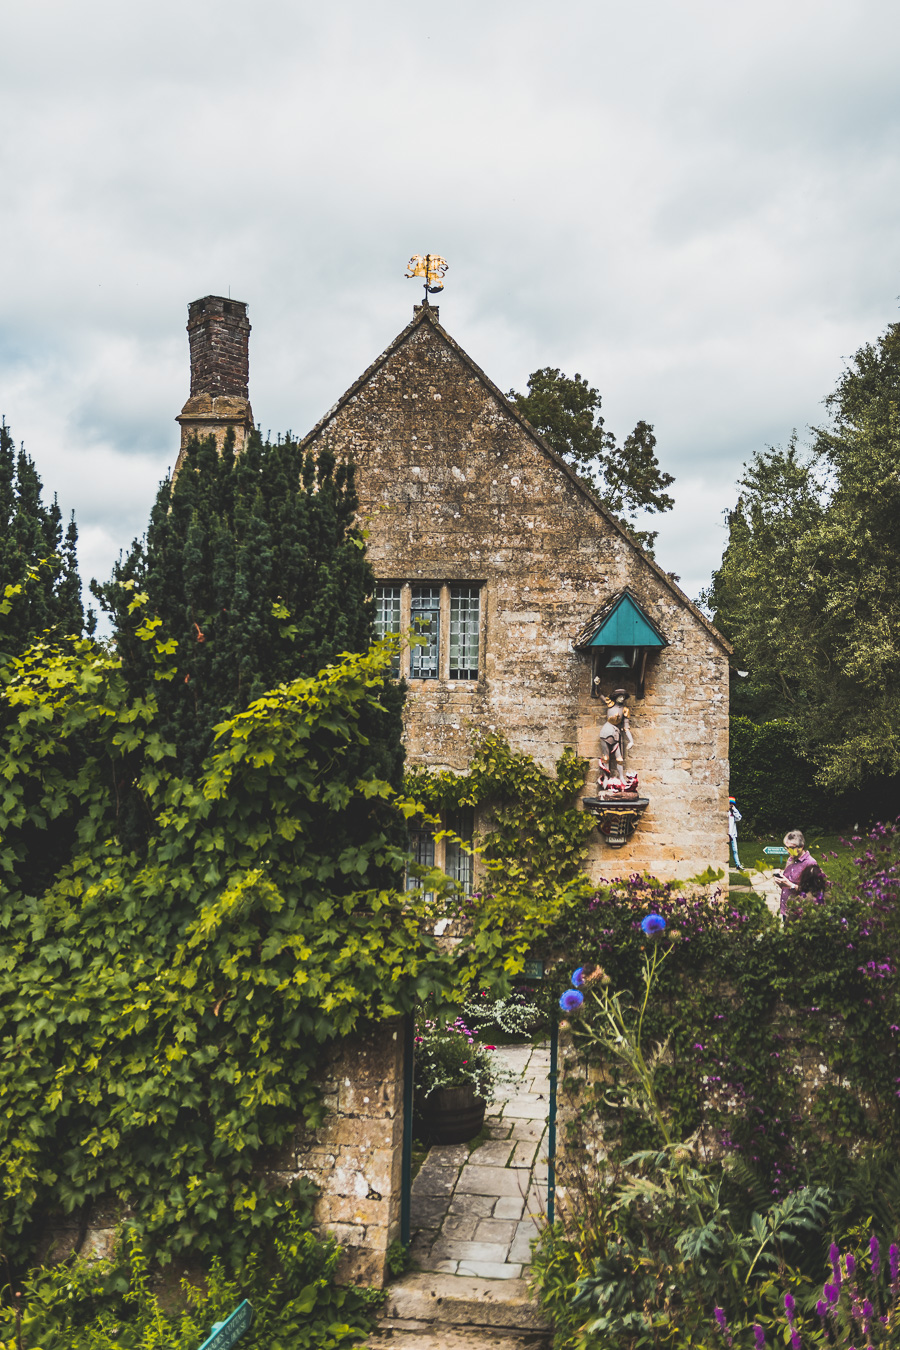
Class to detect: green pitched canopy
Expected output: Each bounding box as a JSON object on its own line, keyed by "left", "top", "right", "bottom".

{"left": 582, "top": 592, "right": 666, "bottom": 648}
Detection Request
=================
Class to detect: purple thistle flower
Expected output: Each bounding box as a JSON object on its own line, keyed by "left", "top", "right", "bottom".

{"left": 870, "top": 1234, "right": 880, "bottom": 1276}
{"left": 559, "top": 989, "right": 584, "bottom": 1013}
{"left": 641, "top": 912, "right": 666, "bottom": 935}
{"left": 753, "top": 1325, "right": 765, "bottom": 1350}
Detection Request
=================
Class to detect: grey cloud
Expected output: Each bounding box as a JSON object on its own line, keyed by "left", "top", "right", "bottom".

{"left": 1, "top": 0, "right": 899, "bottom": 607}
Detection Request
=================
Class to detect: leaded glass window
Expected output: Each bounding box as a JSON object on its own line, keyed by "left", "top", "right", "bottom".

{"left": 406, "top": 828, "right": 435, "bottom": 901}
{"left": 445, "top": 807, "right": 475, "bottom": 896}
{"left": 449, "top": 585, "right": 480, "bottom": 680}
{"left": 410, "top": 586, "right": 440, "bottom": 679}
{"left": 375, "top": 584, "right": 402, "bottom": 675}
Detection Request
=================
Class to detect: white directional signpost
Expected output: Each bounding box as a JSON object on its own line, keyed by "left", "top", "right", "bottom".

{"left": 198, "top": 1300, "right": 254, "bottom": 1350}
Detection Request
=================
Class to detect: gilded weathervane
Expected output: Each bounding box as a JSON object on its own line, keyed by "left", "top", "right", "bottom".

{"left": 406, "top": 254, "right": 448, "bottom": 303}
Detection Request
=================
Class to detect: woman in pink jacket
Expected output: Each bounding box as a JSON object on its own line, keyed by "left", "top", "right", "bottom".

{"left": 772, "top": 830, "right": 826, "bottom": 916}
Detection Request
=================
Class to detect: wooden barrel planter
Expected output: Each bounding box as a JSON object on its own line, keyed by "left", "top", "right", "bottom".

{"left": 416, "top": 1084, "right": 486, "bottom": 1144}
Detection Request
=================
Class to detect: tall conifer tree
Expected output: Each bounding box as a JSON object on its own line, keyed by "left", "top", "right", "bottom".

{"left": 0, "top": 418, "right": 87, "bottom": 893}
{"left": 0, "top": 418, "right": 84, "bottom": 658}
{"left": 94, "top": 429, "right": 405, "bottom": 785}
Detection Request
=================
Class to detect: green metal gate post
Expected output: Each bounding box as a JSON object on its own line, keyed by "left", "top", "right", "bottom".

{"left": 547, "top": 1015, "right": 558, "bottom": 1224}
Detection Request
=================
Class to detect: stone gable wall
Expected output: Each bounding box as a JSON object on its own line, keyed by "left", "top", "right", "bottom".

{"left": 307, "top": 315, "right": 730, "bottom": 881}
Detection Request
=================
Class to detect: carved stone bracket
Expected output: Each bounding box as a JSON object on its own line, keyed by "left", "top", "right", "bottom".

{"left": 583, "top": 797, "right": 650, "bottom": 848}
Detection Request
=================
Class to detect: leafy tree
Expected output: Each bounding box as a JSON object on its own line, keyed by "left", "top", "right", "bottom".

{"left": 0, "top": 419, "right": 89, "bottom": 893}
{"left": 508, "top": 368, "right": 674, "bottom": 552}
{"left": 706, "top": 321, "right": 900, "bottom": 792}
{"left": 93, "top": 429, "right": 404, "bottom": 787}
{"left": 0, "top": 417, "right": 84, "bottom": 658}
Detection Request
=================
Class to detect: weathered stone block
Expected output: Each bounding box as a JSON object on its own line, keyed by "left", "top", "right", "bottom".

{"left": 80, "top": 1228, "right": 117, "bottom": 1262}
{"left": 336, "top": 1245, "right": 389, "bottom": 1285}
{"left": 337, "top": 1079, "right": 396, "bottom": 1117}
{"left": 313, "top": 1194, "right": 386, "bottom": 1228}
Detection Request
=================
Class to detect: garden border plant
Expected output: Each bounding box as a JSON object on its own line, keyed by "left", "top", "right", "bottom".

{"left": 536, "top": 844, "right": 900, "bottom": 1180}
{"left": 0, "top": 1213, "right": 379, "bottom": 1350}
{"left": 529, "top": 825, "right": 900, "bottom": 1348}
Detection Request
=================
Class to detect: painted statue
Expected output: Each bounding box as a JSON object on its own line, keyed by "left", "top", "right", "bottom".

{"left": 596, "top": 688, "right": 635, "bottom": 792}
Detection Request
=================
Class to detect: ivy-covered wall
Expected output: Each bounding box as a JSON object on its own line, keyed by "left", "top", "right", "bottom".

{"left": 0, "top": 606, "right": 460, "bottom": 1279}
{"left": 38, "top": 1021, "right": 406, "bottom": 1286}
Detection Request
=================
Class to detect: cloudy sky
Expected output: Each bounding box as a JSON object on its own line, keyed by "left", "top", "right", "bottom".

{"left": 2, "top": 0, "right": 899, "bottom": 611}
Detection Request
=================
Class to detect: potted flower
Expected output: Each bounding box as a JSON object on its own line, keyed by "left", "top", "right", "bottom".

{"left": 414, "top": 1016, "right": 501, "bottom": 1144}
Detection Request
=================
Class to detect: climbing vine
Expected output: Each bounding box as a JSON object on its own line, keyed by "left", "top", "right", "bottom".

{"left": 0, "top": 585, "right": 543, "bottom": 1274}
{"left": 404, "top": 733, "right": 598, "bottom": 994}
{"left": 406, "top": 731, "right": 596, "bottom": 898}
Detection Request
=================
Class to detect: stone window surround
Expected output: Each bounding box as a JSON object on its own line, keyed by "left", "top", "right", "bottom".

{"left": 407, "top": 806, "right": 476, "bottom": 899}
{"left": 376, "top": 580, "right": 486, "bottom": 683}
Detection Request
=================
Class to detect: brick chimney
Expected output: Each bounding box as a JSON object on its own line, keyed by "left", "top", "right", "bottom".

{"left": 175, "top": 295, "right": 254, "bottom": 471}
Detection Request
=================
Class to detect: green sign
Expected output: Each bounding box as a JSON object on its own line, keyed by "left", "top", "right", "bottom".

{"left": 523, "top": 960, "right": 544, "bottom": 980}
{"left": 763, "top": 846, "right": 789, "bottom": 856}
{"left": 199, "top": 1301, "right": 254, "bottom": 1350}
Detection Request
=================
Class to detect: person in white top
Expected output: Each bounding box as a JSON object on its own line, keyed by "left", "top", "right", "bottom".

{"left": 728, "top": 798, "right": 743, "bottom": 869}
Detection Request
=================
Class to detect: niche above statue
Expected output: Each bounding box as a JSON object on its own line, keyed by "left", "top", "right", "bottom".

{"left": 573, "top": 588, "right": 667, "bottom": 699}
{"left": 575, "top": 591, "right": 662, "bottom": 845}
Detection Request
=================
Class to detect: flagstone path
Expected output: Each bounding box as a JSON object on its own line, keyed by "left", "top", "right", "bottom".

{"left": 408, "top": 1041, "right": 551, "bottom": 1279}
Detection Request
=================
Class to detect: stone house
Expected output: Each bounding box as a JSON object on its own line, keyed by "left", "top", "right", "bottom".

{"left": 165, "top": 294, "right": 733, "bottom": 1283}
{"left": 179, "top": 295, "right": 732, "bottom": 884}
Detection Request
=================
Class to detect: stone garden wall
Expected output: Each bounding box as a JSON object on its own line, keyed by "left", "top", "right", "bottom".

{"left": 37, "top": 1019, "right": 407, "bottom": 1288}
{"left": 282, "top": 1018, "right": 405, "bottom": 1284}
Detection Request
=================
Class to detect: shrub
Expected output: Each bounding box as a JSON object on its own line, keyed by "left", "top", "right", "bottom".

{"left": 529, "top": 825, "right": 900, "bottom": 1348}
{"left": 531, "top": 940, "right": 900, "bottom": 1347}
{"left": 536, "top": 842, "right": 900, "bottom": 1175}
{"left": 463, "top": 986, "right": 541, "bottom": 1042}
{"left": 0, "top": 1214, "right": 374, "bottom": 1350}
